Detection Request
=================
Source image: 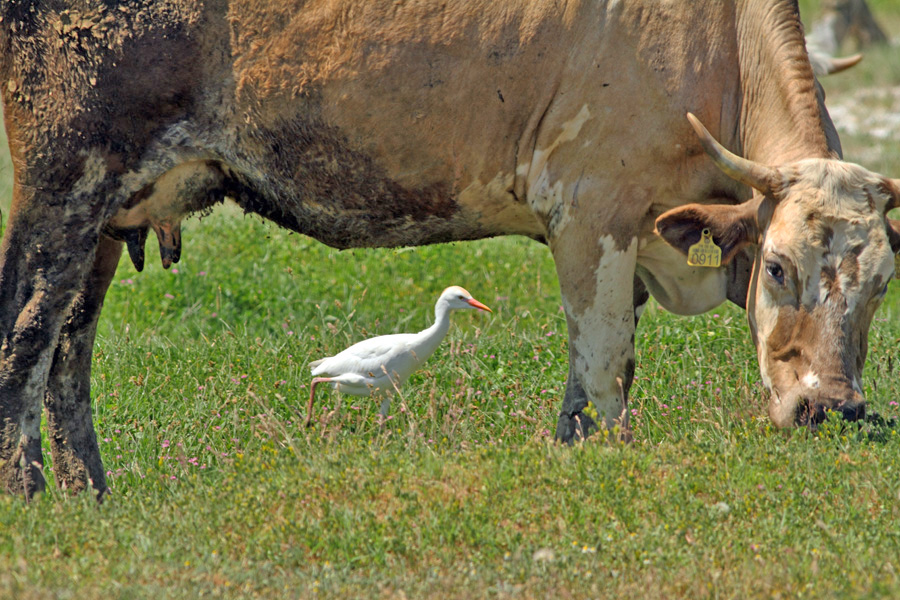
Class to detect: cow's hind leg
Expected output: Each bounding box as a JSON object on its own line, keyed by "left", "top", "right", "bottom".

{"left": 44, "top": 235, "right": 122, "bottom": 499}
{"left": 552, "top": 232, "right": 640, "bottom": 444}
{"left": 0, "top": 187, "right": 107, "bottom": 498}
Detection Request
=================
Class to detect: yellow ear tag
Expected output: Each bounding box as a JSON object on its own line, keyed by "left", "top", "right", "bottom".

{"left": 686, "top": 228, "right": 722, "bottom": 268}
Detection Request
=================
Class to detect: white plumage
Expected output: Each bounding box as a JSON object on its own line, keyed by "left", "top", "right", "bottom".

{"left": 305, "top": 286, "right": 492, "bottom": 426}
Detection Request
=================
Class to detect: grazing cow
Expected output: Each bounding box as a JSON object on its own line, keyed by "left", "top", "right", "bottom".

{"left": 1, "top": 0, "right": 898, "bottom": 500}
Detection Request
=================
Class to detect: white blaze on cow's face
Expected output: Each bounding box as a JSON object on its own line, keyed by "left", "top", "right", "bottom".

{"left": 749, "top": 160, "right": 896, "bottom": 427}
{"left": 656, "top": 115, "right": 900, "bottom": 428}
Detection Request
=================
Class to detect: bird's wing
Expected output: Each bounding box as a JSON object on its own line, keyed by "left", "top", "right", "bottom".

{"left": 308, "top": 357, "right": 329, "bottom": 372}
{"left": 313, "top": 333, "right": 418, "bottom": 377}
{"left": 329, "top": 372, "right": 373, "bottom": 387}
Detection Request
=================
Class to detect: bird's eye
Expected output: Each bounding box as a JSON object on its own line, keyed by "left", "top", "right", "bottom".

{"left": 880, "top": 281, "right": 891, "bottom": 297}
{"left": 765, "top": 261, "right": 784, "bottom": 285}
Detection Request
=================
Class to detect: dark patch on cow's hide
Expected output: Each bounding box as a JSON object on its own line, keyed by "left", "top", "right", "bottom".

{"left": 820, "top": 264, "right": 839, "bottom": 298}
{"left": 633, "top": 276, "right": 650, "bottom": 318}
{"left": 839, "top": 245, "right": 863, "bottom": 288}
{"left": 864, "top": 189, "right": 877, "bottom": 211}
{"left": 77, "top": 14, "right": 205, "bottom": 172}
{"left": 887, "top": 219, "right": 900, "bottom": 254}
{"left": 818, "top": 224, "right": 835, "bottom": 250}
{"left": 622, "top": 358, "right": 636, "bottom": 396}
{"left": 121, "top": 182, "right": 157, "bottom": 212}
{"left": 726, "top": 247, "right": 754, "bottom": 309}
{"left": 765, "top": 307, "right": 809, "bottom": 364}
{"left": 225, "top": 115, "right": 478, "bottom": 249}
{"left": 0, "top": 2, "right": 210, "bottom": 197}
{"left": 178, "top": 161, "right": 230, "bottom": 217}
{"left": 486, "top": 21, "right": 523, "bottom": 64}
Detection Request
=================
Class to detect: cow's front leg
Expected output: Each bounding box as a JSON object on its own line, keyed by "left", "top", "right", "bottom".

{"left": 0, "top": 191, "right": 103, "bottom": 498}
{"left": 44, "top": 235, "right": 122, "bottom": 499}
{"left": 552, "top": 228, "right": 639, "bottom": 443}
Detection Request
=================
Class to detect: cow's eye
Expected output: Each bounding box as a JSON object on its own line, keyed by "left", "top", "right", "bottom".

{"left": 765, "top": 261, "right": 784, "bottom": 284}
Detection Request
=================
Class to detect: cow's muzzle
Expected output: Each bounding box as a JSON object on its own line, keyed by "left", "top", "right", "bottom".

{"left": 797, "top": 397, "right": 866, "bottom": 427}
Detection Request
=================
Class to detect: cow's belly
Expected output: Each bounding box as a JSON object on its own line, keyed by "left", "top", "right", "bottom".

{"left": 636, "top": 237, "right": 729, "bottom": 315}
{"left": 218, "top": 131, "right": 545, "bottom": 249}
{"left": 106, "top": 105, "right": 546, "bottom": 256}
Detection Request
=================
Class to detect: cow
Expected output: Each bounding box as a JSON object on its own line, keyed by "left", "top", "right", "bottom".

{"left": 1, "top": 0, "right": 898, "bottom": 501}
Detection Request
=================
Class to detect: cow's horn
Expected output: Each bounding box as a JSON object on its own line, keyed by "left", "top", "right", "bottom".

{"left": 812, "top": 53, "right": 863, "bottom": 76}
{"left": 123, "top": 227, "right": 148, "bottom": 273}
{"left": 686, "top": 113, "right": 779, "bottom": 197}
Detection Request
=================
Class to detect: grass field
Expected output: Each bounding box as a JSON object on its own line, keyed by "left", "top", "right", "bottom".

{"left": 2, "top": 4, "right": 900, "bottom": 598}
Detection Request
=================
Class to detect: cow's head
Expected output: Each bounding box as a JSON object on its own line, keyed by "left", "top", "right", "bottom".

{"left": 657, "top": 114, "right": 900, "bottom": 427}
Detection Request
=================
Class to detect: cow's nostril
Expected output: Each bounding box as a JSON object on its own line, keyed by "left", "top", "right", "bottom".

{"left": 797, "top": 401, "right": 827, "bottom": 427}
{"left": 838, "top": 403, "right": 865, "bottom": 422}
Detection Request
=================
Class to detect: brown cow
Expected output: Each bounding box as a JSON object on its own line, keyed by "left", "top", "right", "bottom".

{"left": 1, "top": 0, "right": 898, "bottom": 500}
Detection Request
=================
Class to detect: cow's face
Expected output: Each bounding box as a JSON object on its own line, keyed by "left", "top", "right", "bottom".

{"left": 657, "top": 115, "right": 900, "bottom": 427}
{"left": 750, "top": 162, "right": 897, "bottom": 426}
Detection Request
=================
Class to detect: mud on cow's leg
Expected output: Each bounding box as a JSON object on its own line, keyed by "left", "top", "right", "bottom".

{"left": 0, "top": 190, "right": 106, "bottom": 499}
{"left": 44, "top": 235, "right": 122, "bottom": 500}
{"left": 555, "top": 276, "right": 646, "bottom": 443}
{"left": 552, "top": 231, "right": 640, "bottom": 444}
{"left": 555, "top": 362, "right": 597, "bottom": 442}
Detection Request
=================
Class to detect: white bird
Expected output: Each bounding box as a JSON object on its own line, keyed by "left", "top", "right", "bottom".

{"left": 305, "top": 285, "right": 492, "bottom": 426}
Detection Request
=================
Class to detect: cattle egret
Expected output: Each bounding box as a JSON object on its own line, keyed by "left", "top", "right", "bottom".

{"left": 305, "top": 286, "right": 492, "bottom": 426}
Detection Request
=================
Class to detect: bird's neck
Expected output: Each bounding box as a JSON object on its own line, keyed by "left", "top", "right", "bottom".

{"left": 411, "top": 302, "right": 453, "bottom": 359}
{"left": 425, "top": 302, "right": 453, "bottom": 338}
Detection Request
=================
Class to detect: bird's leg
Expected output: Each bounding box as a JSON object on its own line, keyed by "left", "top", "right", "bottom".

{"left": 305, "top": 377, "right": 331, "bottom": 427}
{"left": 377, "top": 365, "right": 399, "bottom": 424}
{"left": 378, "top": 396, "right": 392, "bottom": 419}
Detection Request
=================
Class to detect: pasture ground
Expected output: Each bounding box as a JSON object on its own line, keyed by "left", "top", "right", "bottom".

{"left": 2, "top": 2, "right": 900, "bottom": 598}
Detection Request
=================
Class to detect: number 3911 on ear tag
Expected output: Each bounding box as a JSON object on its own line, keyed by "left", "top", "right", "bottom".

{"left": 687, "top": 228, "right": 722, "bottom": 268}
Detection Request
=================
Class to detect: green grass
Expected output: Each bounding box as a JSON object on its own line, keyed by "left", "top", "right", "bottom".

{"left": 3, "top": 4, "right": 900, "bottom": 597}
{"left": 4, "top": 212, "right": 900, "bottom": 599}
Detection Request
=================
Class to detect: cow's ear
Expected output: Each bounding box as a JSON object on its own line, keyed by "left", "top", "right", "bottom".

{"left": 655, "top": 199, "right": 761, "bottom": 265}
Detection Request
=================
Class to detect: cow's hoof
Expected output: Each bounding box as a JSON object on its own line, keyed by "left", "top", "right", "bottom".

{"left": 554, "top": 411, "right": 598, "bottom": 444}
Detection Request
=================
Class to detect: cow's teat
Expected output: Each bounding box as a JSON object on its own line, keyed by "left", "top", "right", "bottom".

{"left": 105, "top": 160, "right": 226, "bottom": 271}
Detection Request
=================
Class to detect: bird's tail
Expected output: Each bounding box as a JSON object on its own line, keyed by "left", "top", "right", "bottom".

{"left": 308, "top": 358, "right": 327, "bottom": 372}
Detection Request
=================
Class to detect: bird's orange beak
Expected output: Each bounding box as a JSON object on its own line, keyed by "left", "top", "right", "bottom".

{"left": 467, "top": 298, "right": 492, "bottom": 313}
